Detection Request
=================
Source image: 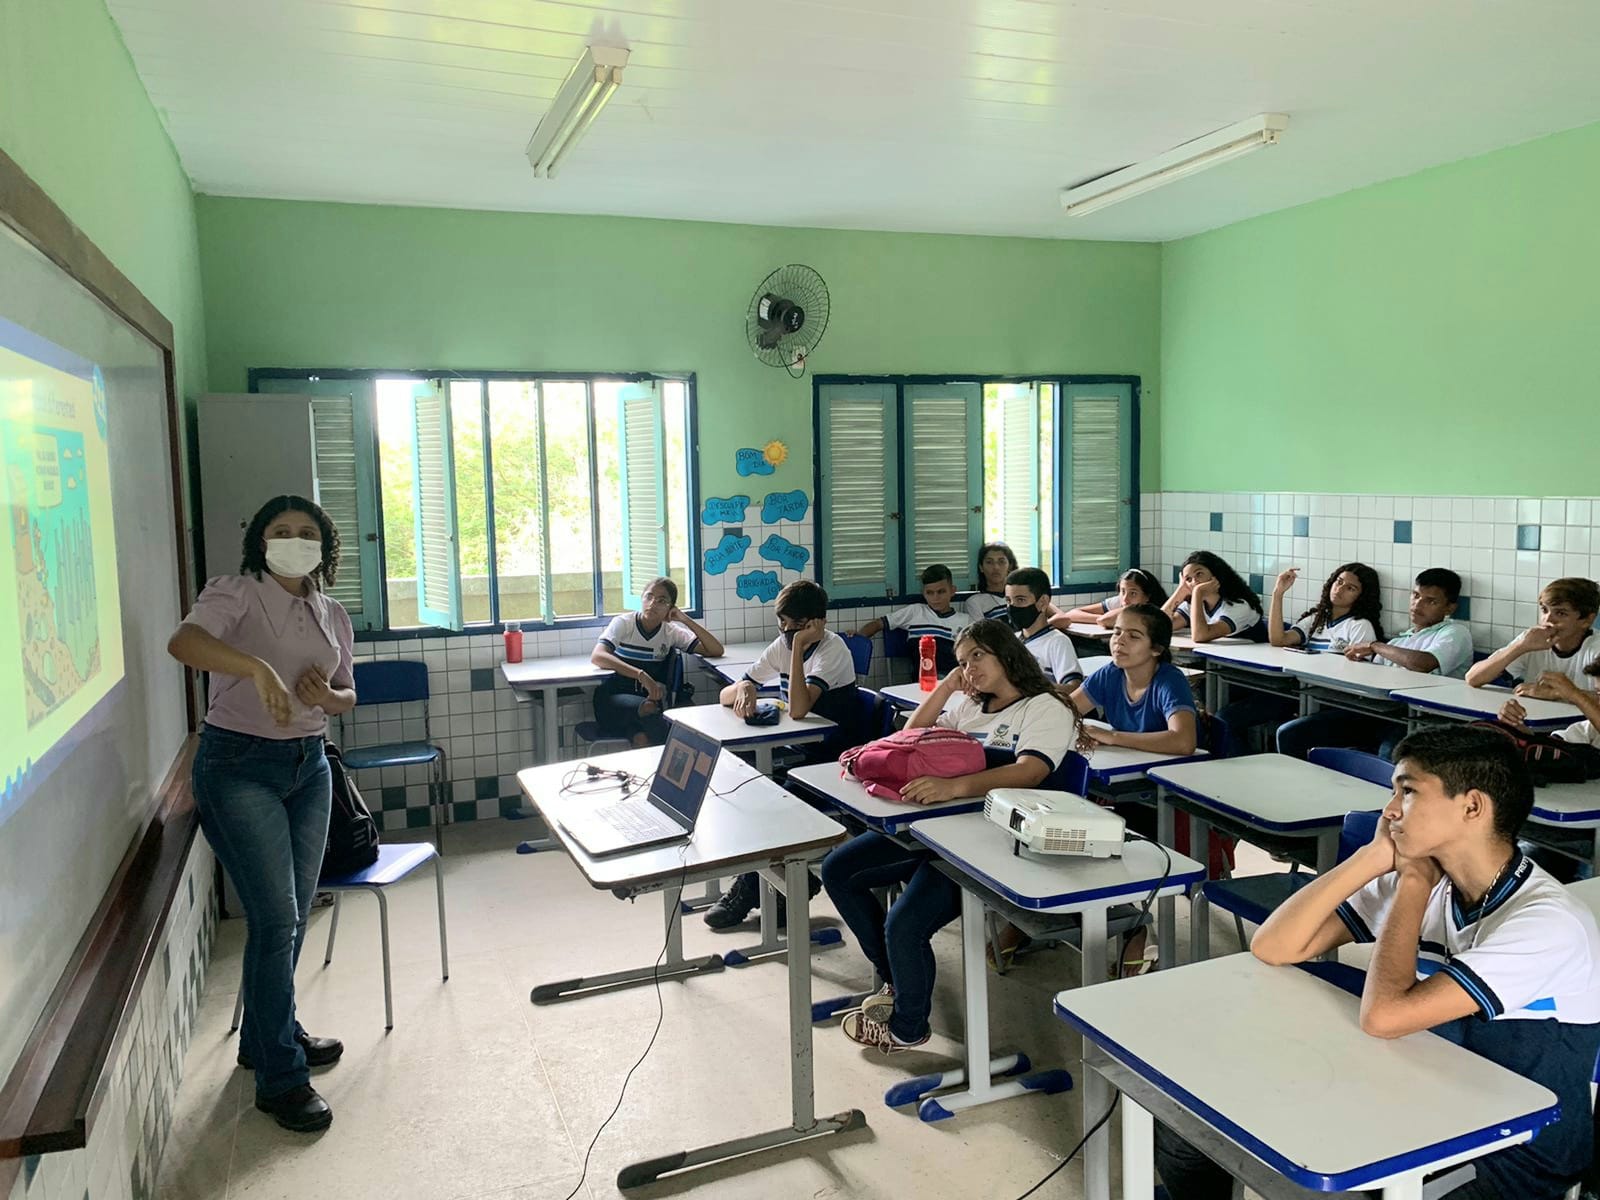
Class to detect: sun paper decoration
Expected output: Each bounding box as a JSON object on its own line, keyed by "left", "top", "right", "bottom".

{"left": 762, "top": 440, "right": 789, "bottom": 469}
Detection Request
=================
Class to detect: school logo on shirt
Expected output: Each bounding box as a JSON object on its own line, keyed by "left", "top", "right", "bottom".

{"left": 991, "top": 723, "right": 1014, "bottom": 745}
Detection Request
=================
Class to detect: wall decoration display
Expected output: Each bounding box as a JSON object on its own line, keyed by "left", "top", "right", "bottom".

{"left": 761, "top": 440, "right": 789, "bottom": 469}
{"left": 700, "top": 495, "right": 750, "bottom": 525}
{"left": 736, "top": 569, "right": 781, "bottom": 603}
{"left": 760, "top": 489, "right": 809, "bottom": 524}
{"left": 759, "top": 534, "right": 810, "bottom": 572}
{"left": 703, "top": 532, "right": 752, "bottom": 575}
{"left": 735, "top": 447, "right": 775, "bottom": 477}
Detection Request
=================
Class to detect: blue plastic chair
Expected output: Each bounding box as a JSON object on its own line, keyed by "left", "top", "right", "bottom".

{"left": 1199, "top": 748, "right": 1392, "bottom": 943}
{"left": 229, "top": 842, "right": 449, "bottom": 1033}
{"left": 883, "top": 627, "right": 910, "bottom": 662}
{"left": 841, "top": 633, "right": 873, "bottom": 678}
{"left": 342, "top": 660, "right": 447, "bottom": 850}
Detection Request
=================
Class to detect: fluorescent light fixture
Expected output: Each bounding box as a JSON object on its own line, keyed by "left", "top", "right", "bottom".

{"left": 1060, "top": 113, "right": 1289, "bottom": 217}
{"left": 525, "top": 45, "right": 629, "bottom": 178}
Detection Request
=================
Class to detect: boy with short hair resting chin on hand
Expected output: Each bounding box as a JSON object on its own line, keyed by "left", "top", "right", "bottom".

{"left": 1153, "top": 726, "right": 1600, "bottom": 1200}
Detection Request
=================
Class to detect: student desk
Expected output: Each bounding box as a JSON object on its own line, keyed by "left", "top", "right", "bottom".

{"left": 1080, "top": 727, "right": 1209, "bottom": 790}
{"left": 1147, "top": 756, "right": 1390, "bottom": 964}
{"left": 501, "top": 655, "right": 612, "bottom": 850}
{"left": 879, "top": 681, "right": 946, "bottom": 711}
{"left": 695, "top": 639, "right": 776, "bottom": 667}
{"left": 705, "top": 659, "right": 756, "bottom": 685}
{"left": 1193, "top": 643, "right": 1303, "bottom": 712}
{"left": 1079, "top": 655, "right": 1113, "bottom": 677}
{"left": 515, "top": 746, "right": 864, "bottom": 1187}
{"left": 1526, "top": 778, "right": 1600, "bottom": 872}
{"left": 1390, "top": 680, "right": 1582, "bottom": 731}
{"left": 664, "top": 702, "right": 835, "bottom": 775}
{"left": 1568, "top": 876, "right": 1600, "bottom": 922}
{"left": 1055, "top": 953, "right": 1558, "bottom": 1200}
{"left": 1168, "top": 632, "right": 1247, "bottom": 668}
{"left": 908, "top": 813, "right": 1202, "bottom": 1123}
{"left": 1065, "top": 622, "right": 1114, "bottom": 640}
{"left": 1288, "top": 654, "right": 1454, "bottom": 720}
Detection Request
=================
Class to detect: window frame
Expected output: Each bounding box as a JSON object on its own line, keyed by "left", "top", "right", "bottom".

{"left": 247, "top": 367, "right": 702, "bottom": 640}
{"left": 810, "top": 372, "right": 1141, "bottom": 607}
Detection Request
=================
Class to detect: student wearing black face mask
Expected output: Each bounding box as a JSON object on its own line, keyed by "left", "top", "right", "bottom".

{"left": 1005, "top": 568, "right": 1082, "bottom": 687}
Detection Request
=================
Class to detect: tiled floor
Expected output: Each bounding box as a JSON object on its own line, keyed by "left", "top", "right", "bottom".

{"left": 159, "top": 819, "right": 1276, "bottom": 1200}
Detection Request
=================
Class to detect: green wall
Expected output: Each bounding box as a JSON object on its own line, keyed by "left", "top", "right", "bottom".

{"left": 195, "top": 197, "right": 1162, "bottom": 498}
{"left": 1161, "top": 120, "right": 1600, "bottom": 496}
{"left": 0, "top": 0, "right": 206, "bottom": 401}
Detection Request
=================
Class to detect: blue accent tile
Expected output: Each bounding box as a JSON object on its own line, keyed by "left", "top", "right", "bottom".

{"left": 1172, "top": 565, "right": 1182, "bottom": 584}
{"left": 475, "top": 775, "right": 500, "bottom": 799}
{"left": 1393, "top": 520, "right": 1412, "bottom": 544}
{"left": 1292, "top": 515, "right": 1310, "bottom": 538}
{"left": 1517, "top": 524, "right": 1541, "bottom": 551}
{"left": 1248, "top": 573, "right": 1264, "bottom": 595}
{"left": 470, "top": 667, "right": 495, "bottom": 691}
{"left": 1455, "top": 596, "right": 1471, "bottom": 620}
{"left": 1209, "top": 512, "right": 1224, "bottom": 532}
{"left": 381, "top": 785, "right": 408, "bottom": 811}
{"left": 453, "top": 801, "right": 478, "bottom": 823}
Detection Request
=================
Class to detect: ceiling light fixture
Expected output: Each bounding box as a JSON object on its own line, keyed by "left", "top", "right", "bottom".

{"left": 1060, "top": 113, "right": 1289, "bottom": 217}
{"left": 525, "top": 45, "right": 630, "bottom": 178}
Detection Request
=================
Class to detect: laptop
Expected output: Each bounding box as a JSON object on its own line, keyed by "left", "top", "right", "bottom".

{"left": 559, "top": 722, "right": 720, "bottom": 857}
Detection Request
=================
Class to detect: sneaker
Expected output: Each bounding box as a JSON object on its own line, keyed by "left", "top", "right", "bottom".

{"left": 703, "top": 874, "right": 759, "bottom": 929}
{"left": 842, "top": 1009, "right": 928, "bottom": 1053}
{"left": 859, "top": 983, "right": 895, "bottom": 1023}
{"left": 773, "top": 871, "right": 823, "bottom": 929}
{"left": 254, "top": 1083, "right": 333, "bottom": 1133}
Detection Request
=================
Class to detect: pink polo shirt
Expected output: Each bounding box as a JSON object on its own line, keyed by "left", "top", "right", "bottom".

{"left": 183, "top": 573, "right": 355, "bottom": 739}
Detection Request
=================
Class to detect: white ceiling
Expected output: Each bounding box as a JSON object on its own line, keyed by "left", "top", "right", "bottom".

{"left": 108, "top": 0, "right": 1600, "bottom": 242}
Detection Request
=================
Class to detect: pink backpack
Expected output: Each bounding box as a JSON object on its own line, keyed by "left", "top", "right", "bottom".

{"left": 838, "top": 726, "right": 986, "bottom": 802}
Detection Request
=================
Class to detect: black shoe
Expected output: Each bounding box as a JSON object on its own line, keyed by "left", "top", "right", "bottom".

{"left": 238, "top": 1030, "right": 345, "bottom": 1071}
{"left": 775, "top": 873, "right": 822, "bottom": 930}
{"left": 254, "top": 1083, "right": 332, "bottom": 1132}
{"left": 703, "top": 875, "right": 759, "bottom": 929}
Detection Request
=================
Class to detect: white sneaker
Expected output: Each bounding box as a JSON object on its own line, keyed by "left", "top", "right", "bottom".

{"left": 859, "top": 983, "right": 895, "bottom": 1023}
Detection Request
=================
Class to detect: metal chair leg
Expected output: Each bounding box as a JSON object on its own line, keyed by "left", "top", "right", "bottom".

{"left": 434, "top": 852, "right": 450, "bottom": 981}
{"left": 431, "top": 752, "right": 446, "bottom": 853}
{"left": 230, "top": 985, "right": 244, "bottom": 1033}
{"left": 373, "top": 885, "right": 394, "bottom": 1030}
{"left": 323, "top": 893, "right": 342, "bottom": 966}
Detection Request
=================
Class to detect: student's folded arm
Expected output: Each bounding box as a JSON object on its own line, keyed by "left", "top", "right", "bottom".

{"left": 591, "top": 645, "right": 643, "bottom": 679}
{"left": 1100, "top": 709, "right": 1196, "bottom": 755}
{"left": 948, "top": 755, "right": 1051, "bottom": 798}
{"left": 1068, "top": 686, "right": 1096, "bottom": 716}
{"left": 1188, "top": 614, "right": 1236, "bottom": 644}
{"left": 1058, "top": 604, "right": 1103, "bottom": 623}
{"left": 1251, "top": 851, "right": 1381, "bottom": 965}
{"left": 1465, "top": 643, "right": 1519, "bottom": 687}
{"left": 1267, "top": 592, "right": 1294, "bottom": 647}
{"left": 857, "top": 618, "right": 885, "bottom": 639}
{"left": 1359, "top": 874, "right": 1479, "bottom": 1039}
{"left": 1373, "top": 643, "right": 1439, "bottom": 673}
{"left": 678, "top": 616, "right": 723, "bottom": 658}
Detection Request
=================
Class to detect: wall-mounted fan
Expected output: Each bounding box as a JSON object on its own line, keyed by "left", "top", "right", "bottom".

{"left": 746, "top": 264, "right": 829, "bottom": 378}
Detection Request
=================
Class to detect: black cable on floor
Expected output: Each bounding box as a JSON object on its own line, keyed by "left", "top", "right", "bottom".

{"left": 1012, "top": 1092, "right": 1120, "bottom": 1200}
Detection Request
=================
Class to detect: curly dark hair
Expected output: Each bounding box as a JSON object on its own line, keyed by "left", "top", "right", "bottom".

{"left": 1181, "top": 551, "right": 1262, "bottom": 614}
{"left": 955, "top": 619, "right": 1091, "bottom": 754}
{"left": 239, "top": 494, "right": 341, "bottom": 589}
{"left": 1301, "top": 562, "right": 1385, "bottom": 642}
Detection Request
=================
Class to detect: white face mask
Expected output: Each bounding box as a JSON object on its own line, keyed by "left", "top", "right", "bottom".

{"left": 264, "top": 536, "right": 323, "bottom": 578}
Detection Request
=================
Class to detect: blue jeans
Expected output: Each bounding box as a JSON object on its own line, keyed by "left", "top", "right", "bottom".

{"left": 193, "top": 724, "right": 331, "bottom": 1098}
{"left": 820, "top": 832, "right": 962, "bottom": 1042}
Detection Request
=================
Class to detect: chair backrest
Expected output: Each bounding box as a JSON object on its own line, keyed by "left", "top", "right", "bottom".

{"left": 353, "top": 659, "right": 430, "bottom": 706}
{"left": 842, "top": 633, "right": 873, "bottom": 677}
{"left": 1308, "top": 746, "right": 1393, "bottom": 788}
{"left": 852, "top": 687, "right": 884, "bottom": 745}
{"left": 883, "top": 627, "right": 910, "bottom": 660}
{"left": 976, "top": 746, "right": 1090, "bottom": 796}
{"left": 666, "top": 648, "right": 686, "bottom": 704}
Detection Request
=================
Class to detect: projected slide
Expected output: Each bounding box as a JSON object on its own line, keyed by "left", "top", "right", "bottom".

{"left": 1, "top": 319, "right": 124, "bottom": 812}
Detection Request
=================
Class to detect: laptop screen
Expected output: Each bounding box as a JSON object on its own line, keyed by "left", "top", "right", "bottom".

{"left": 650, "top": 722, "right": 720, "bottom": 823}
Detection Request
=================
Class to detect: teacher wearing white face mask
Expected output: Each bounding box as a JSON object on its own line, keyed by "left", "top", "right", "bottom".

{"left": 167, "top": 494, "right": 356, "bottom": 1133}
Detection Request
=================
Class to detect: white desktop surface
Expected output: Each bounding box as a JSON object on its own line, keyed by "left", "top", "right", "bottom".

{"left": 1081, "top": 721, "right": 1209, "bottom": 781}
{"left": 664, "top": 701, "right": 835, "bottom": 748}
{"left": 1079, "top": 655, "right": 1113, "bottom": 676}
{"left": 706, "top": 659, "right": 756, "bottom": 684}
{"left": 695, "top": 640, "right": 775, "bottom": 666}
{"left": 516, "top": 746, "right": 845, "bottom": 890}
{"left": 1286, "top": 653, "right": 1454, "bottom": 699}
{"left": 1391, "top": 680, "right": 1582, "bottom": 729}
{"left": 1148, "top": 754, "right": 1390, "bottom": 833}
{"left": 1530, "top": 778, "right": 1600, "bottom": 825}
{"left": 1169, "top": 633, "right": 1246, "bottom": 653}
{"left": 880, "top": 681, "right": 949, "bottom": 710}
{"left": 912, "top": 813, "right": 1203, "bottom": 911}
{"left": 1056, "top": 953, "right": 1558, "bottom": 1192}
{"left": 1193, "top": 643, "right": 1300, "bottom": 673}
{"left": 1065, "top": 622, "right": 1114, "bottom": 640}
{"left": 784, "top": 761, "right": 983, "bottom": 831}
{"left": 500, "top": 654, "right": 609, "bottom": 688}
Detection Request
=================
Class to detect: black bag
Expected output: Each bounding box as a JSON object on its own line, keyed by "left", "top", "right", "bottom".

{"left": 1469, "top": 720, "right": 1600, "bottom": 787}
{"left": 321, "top": 740, "right": 380, "bottom": 878}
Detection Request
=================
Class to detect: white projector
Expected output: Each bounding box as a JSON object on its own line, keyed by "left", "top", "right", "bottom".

{"left": 984, "top": 789, "right": 1125, "bottom": 859}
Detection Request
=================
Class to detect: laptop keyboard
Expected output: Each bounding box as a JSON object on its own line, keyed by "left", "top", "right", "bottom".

{"left": 596, "top": 800, "right": 678, "bottom": 838}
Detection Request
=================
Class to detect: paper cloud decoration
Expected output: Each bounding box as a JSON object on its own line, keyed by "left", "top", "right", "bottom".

{"left": 735, "top": 447, "right": 775, "bottom": 477}
{"left": 736, "top": 570, "right": 781, "bottom": 603}
{"left": 759, "top": 534, "right": 810, "bottom": 572}
{"left": 761, "top": 489, "right": 809, "bottom": 524}
{"left": 700, "top": 495, "right": 750, "bottom": 525}
{"left": 703, "top": 533, "right": 752, "bottom": 576}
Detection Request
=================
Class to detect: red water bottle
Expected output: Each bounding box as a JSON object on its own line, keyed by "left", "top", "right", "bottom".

{"left": 918, "top": 635, "right": 937, "bottom": 691}
{"left": 503, "top": 620, "right": 523, "bottom": 664}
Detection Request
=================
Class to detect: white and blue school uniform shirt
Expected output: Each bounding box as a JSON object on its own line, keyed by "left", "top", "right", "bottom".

{"left": 1504, "top": 629, "right": 1600, "bottom": 688}
{"left": 1336, "top": 851, "right": 1600, "bottom": 1196}
{"left": 1080, "top": 662, "right": 1196, "bottom": 733}
{"left": 596, "top": 613, "right": 700, "bottom": 677}
{"left": 887, "top": 602, "right": 972, "bottom": 644}
{"left": 1173, "top": 596, "right": 1261, "bottom": 637}
{"left": 1020, "top": 626, "right": 1082, "bottom": 684}
{"left": 964, "top": 591, "right": 1009, "bottom": 623}
{"left": 1288, "top": 612, "right": 1378, "bottom": 653}
{"left": 745, "top": 630, "right": 858, "bottom": 705}
{"left": 937, "top": 691, "right": 1078, "bottom": 775}
{"left": 1381, "top": 618, "right": 1475, "bottom": 678}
